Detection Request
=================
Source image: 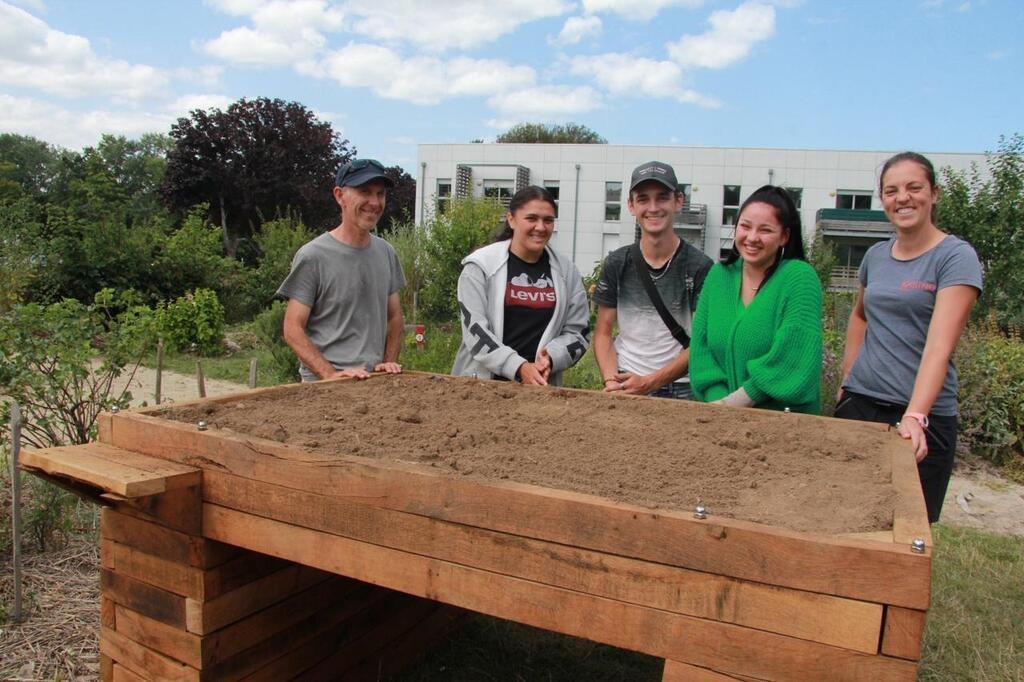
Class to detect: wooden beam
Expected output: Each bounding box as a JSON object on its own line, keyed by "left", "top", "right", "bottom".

{"left": 663, "top": 659, "right": 759, "bottom": 681}
{"left": 100, "top": 627, "right": 198, "bottom": 681}
{"left": 203, "top": 470, "right": 884, "bottom": 653}
{"left": 203, "top": 503, "right": 919, "bottom": 682}
{"left": 881, "top": 606, "right": 928, "bottom": 661}
{"left": 889, "top": 439, "right": 933, "bottom": 548}
{"left": 102, "top": 569, "right": 187, "bottom": 630}
{"left": 106, "top": 412, "right": 932, "bottom": 609}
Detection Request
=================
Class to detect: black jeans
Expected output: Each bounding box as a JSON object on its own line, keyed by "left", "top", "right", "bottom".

{"left": 834, "top": 390, "right": 957, "bottom": 523}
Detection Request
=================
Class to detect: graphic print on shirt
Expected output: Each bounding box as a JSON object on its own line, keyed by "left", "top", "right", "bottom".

{"left": 505, "top": 272, "right": 557, "bottom": 309}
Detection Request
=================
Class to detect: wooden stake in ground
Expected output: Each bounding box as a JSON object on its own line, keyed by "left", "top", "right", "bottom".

{"left": 248, "top": 358, "right": 257, "bottom": 389}
{"left": 196, "top": 361, "right": 206, "bottom": 399}
{"left": 155, "top": 340, "right": 164, "bottom": 406}
{"left": 9, "top": 401, "right": 23, "bottom": 622}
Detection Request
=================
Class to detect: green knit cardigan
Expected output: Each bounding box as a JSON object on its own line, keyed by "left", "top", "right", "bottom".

{"left": 690, "top": 258, "right": 823, "bottom": 414}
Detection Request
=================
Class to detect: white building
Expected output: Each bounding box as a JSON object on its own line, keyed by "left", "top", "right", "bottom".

{"left": 415, "top": 143, "right": 985, "bottom": 287}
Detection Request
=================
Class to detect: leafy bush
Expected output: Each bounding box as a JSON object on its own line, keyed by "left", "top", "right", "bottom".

{"left": 252, "top": 300, "right": 300, "bottom": 383}
{"left": 420, "top": 197, "right": 505, "bottom": 321}
{"left": 156, "top": 288, "right": 225, "bottom": 355}
{"left": 956, "top": 321, "right": 1024, "bottom": 481}
{"left": 388, "top": 220, "right": 429, "bottom": 322}
{"left": 247, "top": 215, "right": 313, "bottom": 314}
{"left": 155, "top": 207, "right": 234, "bottom": 300}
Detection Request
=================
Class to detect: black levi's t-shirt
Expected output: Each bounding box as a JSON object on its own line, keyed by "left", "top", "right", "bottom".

{"left": 503, "top": 250, "right": 556, "bottom": 362}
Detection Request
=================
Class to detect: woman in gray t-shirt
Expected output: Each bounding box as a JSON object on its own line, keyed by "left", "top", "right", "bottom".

{"left": 835, "top": 152, "right": 982, "bottom": 523}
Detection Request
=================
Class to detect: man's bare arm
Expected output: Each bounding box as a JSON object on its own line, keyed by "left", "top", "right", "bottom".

{"left": 281, "top": 298, "right": 366, "bottom": 379}
{"left": 375, "top": 292, "right": 404, "bottom": 373}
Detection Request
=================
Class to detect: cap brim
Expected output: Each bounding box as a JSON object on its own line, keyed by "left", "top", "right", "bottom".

{"left": 340, "top": 168, "right": 395, "bottom": 188}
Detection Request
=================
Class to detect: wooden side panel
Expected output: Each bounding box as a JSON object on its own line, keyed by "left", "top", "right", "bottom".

{"left": 663, "top": 659, "right": 750, "bottom": 681}
{"left": 102, "top": 508, "right": 238, "bottom": 569}
{"left": 204, "top": 503, "right": 919, "bottom": 682}
{"left": 114, "top": 605, "right": 202, "bottom": 669}
{"left": 111, "top": 663, "right": 147, "bottom": 682}
{"left": 889, "top": 440, "right": 933, "bottom": 548}
{"left": 107, "top": 412, "right": 931, "bottom": 609}
{"left": 102, "top": 569, "right": 187, "bottom": 630}
{"left": 100, "top": 627, "right": 198, "bottom": 681}
{"left": 881, "top": 606, "right": 928, "bottom": 661}
{"left": 103, "top": 539, "right": 202, "bottom": 598}
{"left": 203, "top": 471, "right": 883, "bottom": 653}
{"left": 100, "top": 653, "right": 114, "bottom": 682}
{"left": 110, "top": 484, "right": 202, "bottom": 536}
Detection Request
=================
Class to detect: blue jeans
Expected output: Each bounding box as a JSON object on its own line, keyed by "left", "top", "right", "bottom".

{"left": 649, "top": 382, "right": 694, "bottom": 400}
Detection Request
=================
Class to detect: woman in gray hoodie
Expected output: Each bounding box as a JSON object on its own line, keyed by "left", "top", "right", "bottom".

{"left": 452, "top": 186, "right": 590, "bottom": 386}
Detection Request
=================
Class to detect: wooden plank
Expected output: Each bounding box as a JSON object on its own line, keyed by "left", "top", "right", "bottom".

{"left": 101, "top": 597, "right": 117, "bottom": 630}
{"left": 115, "top": 605, "right": 202, "bottom": 669}
{"left": 102, "top": 508, "right": 240, "bottom": 569}
{"left": 838, "top": 530, "right": 893, "bottom": 543}
{"left": 100, "top": 654, "right": 114, "bottom": 682}
{"left": 107, "top": 411, "right": 932, "bottom": 609}
{"left": 112, "top": 663, "right": 147, "bottom": 682}
{"left": 100, "top": 627, "right": 198, "bottom": 681}
{"left": 102, "top": 569, "right": 187, "bottom": 630}
{"left": 663, "top": 659, "right": 753, "bottom": 681}
{"left": 110, "top": 484, "right": 202, "bottom": 536}
{"left": 20, "top": 443, "right": 199, "bottom": 497}
{"left": 184, "top": 563, "right": 331, "bottom": 635}
{"left": 341, "top": 605, "right": 466, "bottom": 682}
{"left": 881, "top": 606, "right": 928, "bottom": 661}
{"left": 890, "top": 439, "right": 933, "bottom": 548}
{"left": 200, "top": 550, "right": 291, "bottom": 601}
{"left": 204, "top": 471, "right": 884, "bottom": 653}
{"left": 104, "top": 539, "right": 202, "bottom": 598}
{"left": 204, "top": 504, "right": 919, "bottom": 682}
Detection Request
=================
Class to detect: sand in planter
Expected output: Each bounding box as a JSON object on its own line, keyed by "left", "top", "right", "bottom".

{"left": 161, "top": 373, "right": 899, "bottom": 535}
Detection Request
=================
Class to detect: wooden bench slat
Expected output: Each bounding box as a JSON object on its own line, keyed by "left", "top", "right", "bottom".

{"left": 21, "top": 443, "right": 199, "bottom": 497}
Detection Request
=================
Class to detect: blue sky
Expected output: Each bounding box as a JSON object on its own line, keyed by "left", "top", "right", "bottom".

{"left": 1, "top": 0, "right": 1020, "bottom": 172}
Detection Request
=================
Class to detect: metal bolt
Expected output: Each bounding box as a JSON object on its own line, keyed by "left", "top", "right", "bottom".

{"left": 694, "top": 504, "right": 707, "bottom": 520}
{"left": 911, "top": 538, "right": 926, "bottom": 554}
{"left": 111, "top": 406, "right": 120, "bottom": 414}
{"left": 197, "top": 420, "right": 208, "bottom": 431}
{"left": 783, "top": 407, "right": 791, "bottom": 413}
{"left": 472, "top": 373, "right": 478, "bottom": 379}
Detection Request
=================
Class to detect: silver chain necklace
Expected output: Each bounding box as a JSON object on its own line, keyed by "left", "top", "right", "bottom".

{"left": 647, "top": 251, "right": 674, "bottom": 281}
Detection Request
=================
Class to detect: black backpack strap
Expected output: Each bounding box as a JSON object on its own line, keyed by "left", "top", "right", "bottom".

{"left": 630, "top": 243, "right": 690, "bottom": 348}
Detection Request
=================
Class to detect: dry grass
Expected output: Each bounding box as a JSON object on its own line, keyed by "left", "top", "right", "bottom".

{"left": 0, "top": 534, "right": 100, "bottom": 681}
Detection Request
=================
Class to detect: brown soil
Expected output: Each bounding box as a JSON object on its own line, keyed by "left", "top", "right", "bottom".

{"left": 162, "top": 373, "right": 898, "bottom": 535}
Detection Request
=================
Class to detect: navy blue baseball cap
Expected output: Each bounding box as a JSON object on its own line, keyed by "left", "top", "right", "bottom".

{"left": 335, "top": 158, "right": 394, "bottom": 188}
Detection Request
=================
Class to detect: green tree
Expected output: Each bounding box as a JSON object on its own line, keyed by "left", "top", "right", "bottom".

{"left": 162, "top": 97, "right": 353, "bottom": 257}
{"left": 378, "top": 165, "right": 417, "bottom": 233}
{"left": 937, "top": 133, "right": 1024, "bottom": 327}
{"left": 495, "top": 122, "right": 607, "bottom": 144}
{"left": 0, "top": 133, "right": 60, "bottom": 197}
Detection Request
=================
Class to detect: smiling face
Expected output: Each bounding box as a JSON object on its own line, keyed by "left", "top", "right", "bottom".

{"left": 734, "top": 201, "right": 789, "bottom": 270}
{"left": 880, "top": 160, "right": 938, "bottom": 232}
{"left": 335, "top": 179, "right": 388, "bottom": 232}
{"left": 507, "top": 198, "right": 556, "bottom": 262}
{"left": 627, "top": 180, "right": 684, "bottom": 236}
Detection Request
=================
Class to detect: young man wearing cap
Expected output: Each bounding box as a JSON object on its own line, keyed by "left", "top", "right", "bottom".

{"left": 278, "top": 159, "right": 406, "bottom": 381}
{"left": 593, "top": 161, "right": 713, "bottom": 398}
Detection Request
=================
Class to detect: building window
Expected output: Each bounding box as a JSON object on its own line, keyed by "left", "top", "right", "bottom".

{"left": 544, "top": 181, "right": 560, "bottom": 217}
{"left": 836, "top": 190, "right": 872, "bottom": 210}
{"left": 605, "top": 181, "right": 622, "bottom": 221}
{"left": 722, "top": 185, "right": 741, "bottom": 225}
{"left": 436, "top": 179, "right": 451, "bottom": 215}
{"left": 786, "top": 187, "right": 803, "bottom": 209}
{"left": 483, "top": 179, "right": 514, "bottom": 206}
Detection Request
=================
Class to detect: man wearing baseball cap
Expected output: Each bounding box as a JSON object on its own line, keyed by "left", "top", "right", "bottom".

{"left": 593, "top": 161, "right": 713, "bottom": 398}
{"left": 278, "top": 158, "right": 406, "bottom": 381}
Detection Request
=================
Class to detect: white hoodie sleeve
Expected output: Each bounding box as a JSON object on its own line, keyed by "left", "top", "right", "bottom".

{"left": 456, "top": 262, "right": 526, "bottom": 380}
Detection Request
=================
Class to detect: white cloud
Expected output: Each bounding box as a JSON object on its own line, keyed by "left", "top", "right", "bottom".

{"left": 203, "top": 0, "right": 344, "bottom": 65}
{"left": 317, "top": 43, "right": 535, "bottom": 105}
{"left": 168, "top": 93, "right": 234, "bottom": 114}
{"left": 570, "top": 53, "right": 720, "bottom": 107}
{"left": 171, "top": 65, "right": 225, "bottom": 89}
{"left": 555, "top": 15, "right": 602, "bottom": 45}
{"left": 7, "top": 0, "right": 45, "bottom": 12}
{"left": 0, "top": 2, "right": 168, "bottom": 99}
{"left": 487, "top": 84, "right": 602, "bottom": 122}
{"left": 667, "top": 1, "right": 775, "bottom": 69}
{"left": 342, "top": 0, "right": 573, "bottom": 52}
{"left": 0, "top": 94, "right": 174, "bottom": 149}
{"left": 582, "top": 0, "right": 703, "bottom": 21}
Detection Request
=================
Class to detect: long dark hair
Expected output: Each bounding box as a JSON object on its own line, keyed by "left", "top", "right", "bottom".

{"left": 879, "top": 151, "right": 938, "bottom": 223}
{"left": 723, "top": 185, "right": 806, "bottom": 288}
{"left": 492, "top": 185, "right": 557, "bottom": 242}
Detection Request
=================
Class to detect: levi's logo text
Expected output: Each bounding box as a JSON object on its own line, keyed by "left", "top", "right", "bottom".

{"left": 900, "top": 280, "right": 937, "bottom": 292}
{"left": 506, "top": 273, "right": 556, "bottom": 309}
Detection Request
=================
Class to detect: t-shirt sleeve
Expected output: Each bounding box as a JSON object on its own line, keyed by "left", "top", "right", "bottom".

{"left": 592, "top": 249, "right": 622, "bottom": 308}
{"left": 276, "top": 247, "right": 318, "bottom": 307}
{"left": 937, "top": 240, "right": 983, "bottom": 292}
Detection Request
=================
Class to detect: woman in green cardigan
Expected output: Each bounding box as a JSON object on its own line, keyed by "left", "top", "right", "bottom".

{"left": 690, "top": 185, "right": 823, "bottom": 414}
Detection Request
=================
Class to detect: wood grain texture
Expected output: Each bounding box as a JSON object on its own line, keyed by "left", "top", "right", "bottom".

{"left": 102, "top": 569, "right": 187, "bottom": 630}
{"left": 106, "top": 411, "right": 931, "bottom": 609}
{"left": 889, "top": 439, "right": 933, "bottom": 549}
{"left": 203, "top": 503, "right": 919, "bottom": 682}
{"left": 101, "top": 627, "right": 198, "bottom": 681}
{"left": 203, "top": 470, "right": 883, "bottom": 653}
{"left": 881, "top": 606, "right": 928, "bottom": 660}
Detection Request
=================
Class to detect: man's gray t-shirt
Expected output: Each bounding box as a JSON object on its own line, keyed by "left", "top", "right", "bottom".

{"left": 844, "top": 235, "right": 982, "bottom": 416}
{"left": 277, "top": 232, "right": 405, "bottom": 381}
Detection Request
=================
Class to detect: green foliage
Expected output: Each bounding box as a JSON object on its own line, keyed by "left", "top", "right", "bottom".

{"left": 387, "top": 220, "right": 429, "bottom": 322}
{"left": 0, "top": 195, "right": 46, "bottom": 311}
{"left": 420, "top": 197, "right": 505, "bottom": 321}
{"left": 400, "top": 324, "right": 461, "bottom": 374}
{"left": 937, "top": 133, "right": 1024, "bottom": 328}
{"left": 0, "top": 133, "right": 60, "bottom": 197}
{"left": 252, "top": 300, "right": 300, "bottom": 383}
{"left": 154, "top": 206, "right": 235, "bottom": 299}
{"left": 378, "top": 165, "right": 417, "bottom": 233}
{"left": 156, "top": 288, "right": 226, "bottom": 355}
{"left": 495, "top": 123, "right": 607, "bottom": 144}
{"left": 246, "top": 215, "right": 313, "bottom": 315}
{"left": 956, "top": 321, "right": 1024, "bottom": 481}
{"left": 806, "top": 227, "right": 838, "bottom": 292}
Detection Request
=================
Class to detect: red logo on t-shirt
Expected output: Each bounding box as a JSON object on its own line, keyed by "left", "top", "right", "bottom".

{"left": 506, "top": 273, "right": 556, "bottom": 309}
{"left": 900, "top": 280, "right": 937, "bottom": 292}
